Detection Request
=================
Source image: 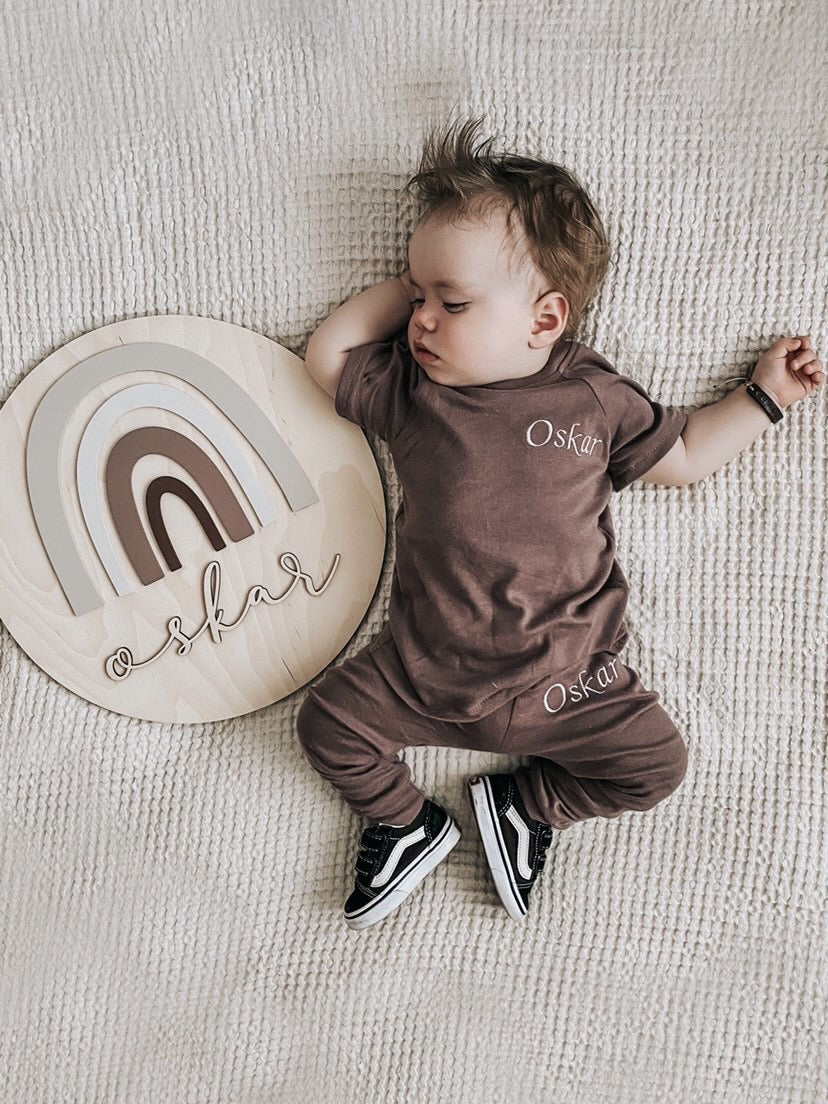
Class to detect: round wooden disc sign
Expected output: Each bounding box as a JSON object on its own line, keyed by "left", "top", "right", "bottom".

{"left": 0, "top": 316, "right": 386, "bottom": 722}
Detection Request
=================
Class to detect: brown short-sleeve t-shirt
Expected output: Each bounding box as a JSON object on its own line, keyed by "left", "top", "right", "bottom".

{"left": 335, "top": 328, "right": 688, "bottom": 721}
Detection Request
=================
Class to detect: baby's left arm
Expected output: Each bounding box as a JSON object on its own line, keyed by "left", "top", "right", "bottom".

{"left": 640, "top": 335, "right": 824, "bottom": 487}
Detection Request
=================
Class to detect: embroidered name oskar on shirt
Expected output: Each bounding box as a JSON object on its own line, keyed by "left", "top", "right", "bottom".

{"left": 525, "top": 418, "right": 603, "bottom": 456}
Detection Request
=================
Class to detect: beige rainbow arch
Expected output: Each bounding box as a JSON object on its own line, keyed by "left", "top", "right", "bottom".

{"left": 26, "top": 342, "right": 318, "bottom": 617}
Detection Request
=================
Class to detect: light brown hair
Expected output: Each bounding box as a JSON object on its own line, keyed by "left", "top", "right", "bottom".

{"left": 401, "top": 113, "right": 611, "bottom": 343}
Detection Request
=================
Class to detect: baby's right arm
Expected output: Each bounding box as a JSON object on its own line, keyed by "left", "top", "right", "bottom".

{"left": 304, "top": 274, "right": 413, "bottom": 398}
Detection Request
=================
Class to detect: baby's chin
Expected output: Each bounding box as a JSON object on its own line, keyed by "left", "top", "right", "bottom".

{"left": 419, "top": 359, "right": 489, "bottom": 387}
{"left": 420, "top": 360, "right": 452, "bottom": 382}
{"left": 413, "top": 351, "right": 444, "bottom": 373}
{"left": 412, "top": 348, "right": 479, "bottom": 384}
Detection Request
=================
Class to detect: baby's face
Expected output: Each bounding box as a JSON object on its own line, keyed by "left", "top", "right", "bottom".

{"left": 406, "top": 209, "right": 567, "bottom": 386}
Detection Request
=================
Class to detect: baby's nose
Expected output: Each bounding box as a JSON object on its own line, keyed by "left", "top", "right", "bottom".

{"left": 412, "top": 305, "right": 436, "bottom": 328}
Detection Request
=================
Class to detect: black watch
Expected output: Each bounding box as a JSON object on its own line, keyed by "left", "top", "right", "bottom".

{"left": 745, "top": 380, "right": 784, "bottom": 423}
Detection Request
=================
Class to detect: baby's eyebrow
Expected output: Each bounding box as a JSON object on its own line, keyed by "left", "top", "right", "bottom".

{"left": 409, "top": 277, "right": 475, "bottom": 292}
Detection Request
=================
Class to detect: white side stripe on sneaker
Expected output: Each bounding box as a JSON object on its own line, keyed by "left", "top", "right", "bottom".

{"left": 371, "top": 827, "right": 427, "bottom": 888}
{"left": 505, "top": 807, "right": 533, "bottom": 880}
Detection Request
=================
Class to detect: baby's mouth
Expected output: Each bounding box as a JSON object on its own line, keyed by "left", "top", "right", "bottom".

{"left": 415, "top": 344, "right": 439, "bottom": 361}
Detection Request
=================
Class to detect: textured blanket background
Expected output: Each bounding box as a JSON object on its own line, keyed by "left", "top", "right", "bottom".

{"left": 0, "top": 2, "right": 825, "bottom": 1102}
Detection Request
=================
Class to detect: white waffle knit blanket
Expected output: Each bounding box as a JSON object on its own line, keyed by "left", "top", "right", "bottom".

{"left": 0, "top": 3, "right": 825, "bottom": 1102}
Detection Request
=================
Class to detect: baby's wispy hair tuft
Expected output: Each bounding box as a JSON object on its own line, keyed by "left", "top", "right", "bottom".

{"left": 401, "top": 112, "right": 611, "bottom": 343}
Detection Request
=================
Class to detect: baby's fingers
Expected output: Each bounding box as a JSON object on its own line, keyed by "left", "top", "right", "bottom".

{"left": 790, "top": 347, "right": 818, "bottom": 369}
{"left": 801, "top": 355, "right": 823, "bottom": 375}
{"left": 800, "top": 357, "right": 824, "bottom": 386}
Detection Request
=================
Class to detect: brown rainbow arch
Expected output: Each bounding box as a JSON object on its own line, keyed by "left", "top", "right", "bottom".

{"left": 106, "top": 426, "right": 255, "bottom": 586}
{"left": 26, "top": 343, "right": 319, "bottom": 616}
{"left": 145, "top": 476, "right": 228, "bottom": 572}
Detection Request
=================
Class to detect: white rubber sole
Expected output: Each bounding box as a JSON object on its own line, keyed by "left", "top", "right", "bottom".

{"left": 344, "top": 815, "right": 461, "bottom": 931}
{"left": 468, "top": 776, "right": 527, "bottom": 921}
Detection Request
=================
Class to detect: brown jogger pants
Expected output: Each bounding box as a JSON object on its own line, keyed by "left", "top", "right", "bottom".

{"left": 296, "top": 621, "right": 688, "bottom": 829}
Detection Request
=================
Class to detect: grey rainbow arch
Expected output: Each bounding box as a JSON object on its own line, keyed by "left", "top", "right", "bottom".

{"left": 26, "top": 342, "right": 319, "bottom": 617}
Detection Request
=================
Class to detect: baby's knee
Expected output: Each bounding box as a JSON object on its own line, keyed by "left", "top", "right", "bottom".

{"left": 646, "top": 728, "right": 689, "bottom": 805}
{"left": 618, "top": 725, "right": 688, "bottom": 812}
{"left": 295, "top": 690, "right": 331, "bottom": 760}
{"left": 670, "top": 732, "right": 689, "bottom": 790}
{"left": 295, "top": 688, "right": 378, "bottom": 776}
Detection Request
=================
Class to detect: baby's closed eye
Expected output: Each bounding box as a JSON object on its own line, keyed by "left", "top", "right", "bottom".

{"left": 410, "top": 298, "right": 468, "bottom": 313}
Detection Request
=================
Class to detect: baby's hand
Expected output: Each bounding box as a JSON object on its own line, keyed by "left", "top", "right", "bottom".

{"left": 397, "top": 268, "right": 416, "bottom": 302}
{"left": 751, "top": 335, "right": 824, "bottom": 410}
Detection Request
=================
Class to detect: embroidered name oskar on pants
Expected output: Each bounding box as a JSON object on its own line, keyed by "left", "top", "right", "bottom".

{"left": 541, "top": 655, "right": 623, "bottom": 714}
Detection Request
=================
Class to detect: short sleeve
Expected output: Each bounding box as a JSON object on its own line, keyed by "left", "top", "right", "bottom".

{"left": 587, "top": 369, "right": 688, "bottom": 492}
{"left": 334, "top": 327, "right": 417, "bottom": 444}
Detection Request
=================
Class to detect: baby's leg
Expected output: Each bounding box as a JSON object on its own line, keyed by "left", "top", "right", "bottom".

{"left": 502, "top": 651, "right": 688, "bottom": 829}
{"left": 296, "top": 628, "right": 450, "bottom": 826}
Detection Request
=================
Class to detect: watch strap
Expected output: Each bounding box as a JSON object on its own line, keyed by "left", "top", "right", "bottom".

{"left": 745, "top": 380, "right": 784, "bottom": 423}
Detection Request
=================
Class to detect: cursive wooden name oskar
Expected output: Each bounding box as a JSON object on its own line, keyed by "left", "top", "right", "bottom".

{"left": 104, "top": 552, "right": 340, "bottom": 681}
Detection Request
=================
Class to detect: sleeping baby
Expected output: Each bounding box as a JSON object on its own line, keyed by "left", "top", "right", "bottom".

{"left": 296, "top": 114, "right": 824, "bottom": 930}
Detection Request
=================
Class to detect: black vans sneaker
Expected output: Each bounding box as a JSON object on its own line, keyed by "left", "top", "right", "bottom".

{"left": 344, "top": 798, "right": 461, "bottom": 930}
{"left": 468, "top": 773, "right": 554, "bottom": 920}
